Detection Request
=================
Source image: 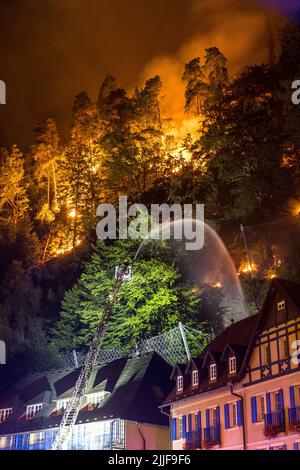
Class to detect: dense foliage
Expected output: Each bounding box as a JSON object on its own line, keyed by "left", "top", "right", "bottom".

{"left": 1, "top": 19, "right": 300, "bottom": 384}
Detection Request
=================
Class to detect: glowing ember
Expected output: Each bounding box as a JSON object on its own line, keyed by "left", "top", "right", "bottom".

{"left": 213, "top": 281, "right": 222, "bottom": 289}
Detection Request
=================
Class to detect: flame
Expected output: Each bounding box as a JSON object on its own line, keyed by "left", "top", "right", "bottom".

{"left": 54, "top": 239, "right": 82, "bottom": 257}
{"left": 238, "top": 261, "right": 257, "bottom": 275}
{"left": 68, "top": 209, "right": 76, "bottom": 218}
{"left": 213, "top": 281, "right": 222, "bottom": 289}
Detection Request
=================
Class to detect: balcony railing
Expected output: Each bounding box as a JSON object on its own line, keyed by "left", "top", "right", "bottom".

{"left": 264, "top": 410, "right": 285, "bottom": 437}
{"left": 203, "top": 426, "right": 221, "bottom": 448}
{"left": 185, "top": 431, "right": 201, "bottom": 450}
{"left": 288, "top": 406, "right": 300, "bottom": 431}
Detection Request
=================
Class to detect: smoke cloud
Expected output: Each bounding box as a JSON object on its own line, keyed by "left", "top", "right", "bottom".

{"left": 140, "top": 0, "right": 286, "bottom": 139}
{"left": 0, "top": 0, "right": 289, "bottom": 146}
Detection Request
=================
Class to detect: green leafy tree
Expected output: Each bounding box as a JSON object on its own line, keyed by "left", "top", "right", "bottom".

{"left": 53, "top": 240, "right": 204, "bottom": 351}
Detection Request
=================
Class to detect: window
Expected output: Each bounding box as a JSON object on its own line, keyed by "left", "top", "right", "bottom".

{"left": 231, "top": 402, "right": 238, "bottom": 427}
{"left": 264, "top": 344, "right": 271, "bottom": 365}
{"left": 274, "top": 391, "right": 281, "bottom": 413}
{"left": 277, "top": 301, "right": 285, "bottom": 311}
{"left": 210, "top": 363, "right": 217, "bottom": 382}
{"left": 281, "top": 338, "right": 289, "bottom": 359}
{"left": 177, "top": 375, "right": 183, "bottom": 392}
{"left": 87, "top": 392, "right": 108, "bottom": 410}
{"left": 257, "top": 395, "right": 265, "bottom": 422}
{"left": 229, "top": 356, "right": 237, "bottom": 375}
{"left": 212, "top": 408, "right": 218, "bottom": 427}
{"left": 179, "top": 417, "right": 183, "bottom": 438}
{"left": 0, "top": 408, "right": 12, "bottom": 424}
{"left": 192, "top": 369, "right": 199, "bottom": 387}
{"left": 56, "top": 399, "right": 70, "bottom": 412}
{"left": 26, "top": 404, "right": 43, "bottom": 420}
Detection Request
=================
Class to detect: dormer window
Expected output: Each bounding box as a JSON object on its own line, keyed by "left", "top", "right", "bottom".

{"left": 229, "top": 356, "right": 237, "bottom": 375}
{"left": 0, "top": 408, "right": 12, "bottom": 423}
{"left": 26, "top": 403, "right": 43, "bottom": 420}
{"left": 277, "top": 300, "right": 285, "bottom": 311}
{"left": 177, "top": 375, "right": 183, "bottom": 392}
{"left": 87, "top": 392, "right": 108, "bottom": 410}
{"left": 56, "top": 399, "right": 70, "bottom": 414}
{"left": 210, "top": 363, "right": 217, "bottom": 382}
{"left": 192, "top": 369, "right": 199, "bottom": 387}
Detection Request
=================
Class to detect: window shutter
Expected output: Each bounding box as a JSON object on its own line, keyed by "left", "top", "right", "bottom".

{"left": 197, "top": 411, "right": 201, "bottom": 432}
{"left": 294, "top": 442, "right": 299, "bottom": 450}
{"left": 279, "top": 389, "right": 284, "bottom": 410}
{"left": 216, "top": 406, "right": 220, "bottom": 426}
{"left": 224, "top": 404, "right": 230, "bottom": 429}
{"left": 237, "top": 400, "right": 243, "bottom": 426}
{"left": 188, "top": 414, "right": 192, "bottom": 433}
{"left": 197, "top": 411, "right": 202, "bottom": 448}
{"left": 182, "top": 415, "right": 187, "bottom": 439}
{"left": 251, "top": 396, "right": 257, "bottom": 423}
{"left": 171, "top": 418, "right": 177, "bottom": 441}
{"left": 206, "top": 409, "right": 210, "bottom": 427}
{"left": 266, "top": 393, "right": 271, "bottom": 414}
{"left": 290, "top": 386, "right": 296, "bottom": 408}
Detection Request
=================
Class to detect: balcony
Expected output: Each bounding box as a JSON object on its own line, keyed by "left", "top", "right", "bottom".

{"left": 264, "top": 411, "right": 285, "bottom": 438}
{"left": 203, "top": 426, "right": 221, "bottom": 449}
{"left": 288, "top": 406, "right": 300, "bottom": 432}
{"left": 185, "top": 431, "right": 201, "bottom": 450}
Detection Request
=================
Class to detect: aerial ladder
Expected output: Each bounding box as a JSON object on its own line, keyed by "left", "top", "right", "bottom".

{"left": 51, "top": 264, "right": 132, "bottom": 450}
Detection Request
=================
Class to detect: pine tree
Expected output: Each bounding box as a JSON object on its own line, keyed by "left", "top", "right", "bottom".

{"left": 0, "top": 145, "right": 28, "bottom": 227}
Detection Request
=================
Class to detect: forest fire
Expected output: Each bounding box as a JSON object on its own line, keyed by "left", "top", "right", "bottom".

{"left": 68, "top": 209, "right": 76, "bottom": 219}
{"left": 238, "top": 261, "right": 257, "bottom": 275}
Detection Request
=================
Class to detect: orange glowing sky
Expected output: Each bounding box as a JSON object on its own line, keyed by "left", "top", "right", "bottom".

{"left": 0, "top": 0, "right": 290, "bottom": 145}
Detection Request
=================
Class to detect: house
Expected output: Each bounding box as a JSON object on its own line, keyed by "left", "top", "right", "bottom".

{"left": 162, "top": 279, "right": 300, "bottom": 451}
{"left": 0, "top": 351, "right": 172, "bottom": 450}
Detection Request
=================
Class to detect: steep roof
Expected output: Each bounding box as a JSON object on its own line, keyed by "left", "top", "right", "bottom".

{"left": 163, "top": 314, "right": 259, "bottom": 405}
{"left": 0, "top": 351, "right": 172, "bottom": 436}
{"left": 163, "top": 278, "right": 300, "bottom": 406}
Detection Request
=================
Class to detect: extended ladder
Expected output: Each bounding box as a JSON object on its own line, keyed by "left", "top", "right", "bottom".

{"left": 51, "top": 265, "right": 131, "bottom": 450}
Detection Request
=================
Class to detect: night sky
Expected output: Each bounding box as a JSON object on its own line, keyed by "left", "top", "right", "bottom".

{"left": 0, "top": 0, "right": 296, "bottom": 146}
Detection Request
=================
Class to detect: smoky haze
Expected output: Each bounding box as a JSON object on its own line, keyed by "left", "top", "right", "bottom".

{"left": 0, "top": 0, "right": 289, "bottom": 146}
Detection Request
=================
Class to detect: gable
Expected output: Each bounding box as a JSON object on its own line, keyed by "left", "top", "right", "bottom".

{"left": 258, "top": 280, "right": 299, "bottom": 331}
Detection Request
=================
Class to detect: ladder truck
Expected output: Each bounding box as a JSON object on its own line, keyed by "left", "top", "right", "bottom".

{"left": 51, "top": 264, "right": 132, "bottom": 450}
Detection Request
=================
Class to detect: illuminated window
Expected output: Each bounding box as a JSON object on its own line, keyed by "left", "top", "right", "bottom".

{"left": 26, "top": 404, "right": 43, "bottom": 420}
{"left": 0, "top": 436, "right": 7, "bottom": 449}
{"left": 192, "top": 370, "right": 199, "bottom": 387}
{"left": 274, "top": 391, "right": 281, "bottom": 413}
{"left": 229, "top": 356, "right": 237, "bottom": 375}
{"left": 0, "top": 408, "right": 12, "bottom": 423}
{"left": 232, "top": 402, "right": 238, "bottom": 427}
{"left": 257, "top": 395, "right": 265, "bottom": 422}
{"left": 56, "top": 399, "right": 70, "bottom": 412}
{"left": 212, "top": 408, "right": 218, "bottom": 427}
{"left": 87, "top": 392, "right": 108, "bottom": 410}
{"left": 177, "top": 375, "right": 183, "bottom": 392}
{"left": 179, "top": 417, "right": 183, "bottom": 438}
{"left": 277, "top": 301, "right": 285, "bottom": 311}
{"left": 210, "top": 363, "right": 217, "bottom": 382}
